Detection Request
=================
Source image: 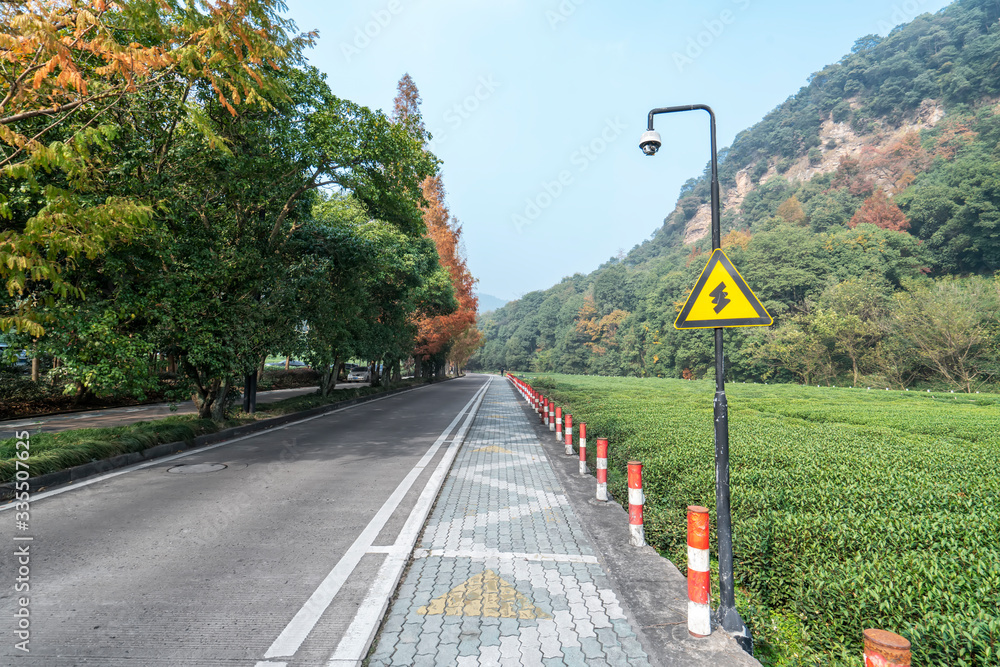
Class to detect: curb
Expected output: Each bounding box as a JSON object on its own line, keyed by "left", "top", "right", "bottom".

{"left": 0, "top": 378, "right": 453, "bottom": 501}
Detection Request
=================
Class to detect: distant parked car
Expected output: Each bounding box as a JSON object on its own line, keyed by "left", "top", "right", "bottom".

{"left": 347, "top": 366, "right": 371, "bottom": 382}
{"left": 0, "top": 344, "right": 28, "bottom": 370}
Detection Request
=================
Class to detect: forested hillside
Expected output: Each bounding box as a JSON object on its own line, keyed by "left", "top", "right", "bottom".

{"left": 473, "top": 0, "right": 1000, "bottom": 392}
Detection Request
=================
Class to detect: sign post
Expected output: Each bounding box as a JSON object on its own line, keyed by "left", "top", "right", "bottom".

{"left": 642, "top": 105, "right": 771, "bottom": 654}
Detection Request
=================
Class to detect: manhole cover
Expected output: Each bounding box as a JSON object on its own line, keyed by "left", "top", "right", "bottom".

{"left": 167, "top": 463, "right": 227, "bottom": 474}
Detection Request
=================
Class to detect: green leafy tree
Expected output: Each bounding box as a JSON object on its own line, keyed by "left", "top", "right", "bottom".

{"left": 890, "top": 276, "right": 999, "bottom": 392}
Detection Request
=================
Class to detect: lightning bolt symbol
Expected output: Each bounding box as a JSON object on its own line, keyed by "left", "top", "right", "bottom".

{"left": 710, "top": 282, "right": 730, "bottom": 314}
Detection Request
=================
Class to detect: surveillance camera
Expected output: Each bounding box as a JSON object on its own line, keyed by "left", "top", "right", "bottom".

{"left": 639, "top": 129, "right": 661, "bottom": 156}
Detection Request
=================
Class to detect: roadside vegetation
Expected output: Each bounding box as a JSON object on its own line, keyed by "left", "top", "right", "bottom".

{"left": 1, "top": 2, "right": 481, "bottom": 421}
{"left": 526, "top": 373, "right": 1000, "bottom": 666}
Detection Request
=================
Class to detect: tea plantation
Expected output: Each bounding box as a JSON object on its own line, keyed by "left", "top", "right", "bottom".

{"left": 522, "top": 374, "right": 1000, "bottom": 666}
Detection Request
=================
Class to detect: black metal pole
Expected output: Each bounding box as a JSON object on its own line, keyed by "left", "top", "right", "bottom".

{"left": 242, "top": 373, "right": 252, "bottom": 413}
{"left": 646, "top": 105, "right": 751, "bottom": 654}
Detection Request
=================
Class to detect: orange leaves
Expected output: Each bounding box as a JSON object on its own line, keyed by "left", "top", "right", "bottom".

{"left": 1, "top": 0, "right": 313, "bottom": 150}
{"left": 574, "top": 295, "right": 628, "bottom": 353}
{"left": 411, "top": 174, "right": 479, "bottom": 358}
{"left": 849, "top": 190, "right": 909, "bottom": 232}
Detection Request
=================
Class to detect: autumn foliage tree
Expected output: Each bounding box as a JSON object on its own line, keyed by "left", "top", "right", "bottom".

{"left": 411, "top": 175, "right": 479, "bottom": 372}
{"left": 849, "top": 190, "right": 910, "bottom": 231}
{"left": 391, "top": 74, "right": 480, "bottom": 375}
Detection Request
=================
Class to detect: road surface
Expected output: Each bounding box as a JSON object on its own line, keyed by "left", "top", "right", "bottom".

{"left": 0, "top": 375, "right": 489, "bottom": 666}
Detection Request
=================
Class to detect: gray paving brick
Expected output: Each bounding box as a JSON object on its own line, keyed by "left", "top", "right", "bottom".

{"left": 368, "top": 379, "right": 653, "bottom": 666}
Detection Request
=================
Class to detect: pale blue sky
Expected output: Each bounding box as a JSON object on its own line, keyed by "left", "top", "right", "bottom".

{"left": 282, "top": 0, "right": 953, "bottom": 302}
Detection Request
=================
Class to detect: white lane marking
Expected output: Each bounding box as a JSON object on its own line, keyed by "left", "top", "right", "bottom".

{"left": 411, "top": 548, "right": 598, "bottom": 564}
{"left": 263, "top": 379, "right": 490, "bottom": 659}
{"left": 325, "top": 378, "right": 491, "bottom": 666}
{"left": 255, "top": 662, "right": 287, "bottom": 667}
{"left": 365, "top": 545, "right": 398, "bottom": 554}
{"left": 0, "top": 381, "right": 458, "bottom": 512}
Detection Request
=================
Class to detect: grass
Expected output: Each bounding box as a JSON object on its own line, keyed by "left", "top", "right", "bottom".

{"left": 520, "top": 373, "right": 1000, "bottom": 667}
{"left": 0, "top": 378, "right": 429, "bottom": 484}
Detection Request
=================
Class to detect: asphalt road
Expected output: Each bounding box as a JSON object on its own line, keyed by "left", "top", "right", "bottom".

{"left": 0, "top": 385, "right": 365, "bottom": 435}
{"left": 0, "top": 374, "right": 490, "bottom": 666}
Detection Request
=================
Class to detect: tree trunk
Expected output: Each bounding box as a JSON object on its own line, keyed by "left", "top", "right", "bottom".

{"left": 285, "top": 355, "right": 290, "bottom": 371}
{"left": 392, "top": 359, "right": 401, "bottom": 382}
{"left": 31, "top": 357, "right": 39, "bottom": 382}
{"left": 258, "top": 354, "right": 266, "bottom": 381}
{"left": 211, "top": 378, "right": 233, "bottom": 421}
{"left": 413, "top": 356, "right": 422, "bottom": 379}
{"left": 320, "top": 355, "right": 339, "bottom": 397}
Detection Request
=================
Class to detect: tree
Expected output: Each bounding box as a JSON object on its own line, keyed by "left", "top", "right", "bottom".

{"left": 776, "top": 195, "right": 807, "bottom": 225}
{"left": 391, "top": 72, "right": 427, "bottom": 144}
{"left": 849, "top": 190, "right": 909, "bottom": 231}
{"left": 889, "top": 276, "right": 999, "bottom": 393}
{"left": 1, "top": 0, "right": 314, "bottom": 335}
{"left": 411, "top": 175, "right": 477, "bottom": 375}
{"left": 812, "top": 278, "right": 889, "bottom": 386}
{"left": 391, "top": 75, "right": 478, "bottom": 377}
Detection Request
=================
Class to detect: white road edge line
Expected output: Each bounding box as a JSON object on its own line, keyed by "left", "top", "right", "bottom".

{"left": 262, "top": 378, "right": 490, "bottom": 660}
{"left": 0, "top": 381, "right": 456, "bottom": 512}
{"left": 325, "top": 377, "right": 492, "bottom": 667}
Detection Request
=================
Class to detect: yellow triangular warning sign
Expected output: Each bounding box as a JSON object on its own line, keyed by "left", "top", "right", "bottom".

{"left": 675, "top": 249, "right": 772, "bottom": 329}
{"left": 416, "top": 569, "right": 552, "bottom": 619}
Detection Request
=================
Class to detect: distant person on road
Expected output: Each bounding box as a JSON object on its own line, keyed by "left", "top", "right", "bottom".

{"left": 500, "top": 367, "right": 505, "bottom": 377}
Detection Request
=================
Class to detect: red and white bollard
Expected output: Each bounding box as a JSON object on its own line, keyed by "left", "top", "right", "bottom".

{"left": 579, "top": 423, "right": 587, "bottom": 475}
{"left": 628, "top": 461, "right": 645, "bottom": 547}
{"left": 555, "top": 407, "right": 563, "bottom": 441}
{"left": 687, "top": 505, "right": 711, "bottom": 637}
{"left": 543, "top": 398, "right": 549, "bottom": 426}
{"left": 564, "top": 414, "right": 574, "bottom": 455}
{"left": 595, "top": 437, "right": 608, "bottom": 501}
{"left": 549, "top": 402, "right": 555, "bottom": 432}
{"left": 864, "top": 629, "right": 911, "bottom": 667}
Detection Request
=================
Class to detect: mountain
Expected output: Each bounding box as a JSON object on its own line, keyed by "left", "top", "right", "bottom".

{"left": 476, "top": 293, "right": 508, "bottom": 313}
{"left": 471, "top": 0, "right": 1000, "bottom": 392}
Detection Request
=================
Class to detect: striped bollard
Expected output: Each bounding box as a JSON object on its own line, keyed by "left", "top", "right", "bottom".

{"left": 555, "top": 407, "right": 563, "bottom": 440}
{"left": 549, "top": 402, "right": 555, "bottom": 431}
{"left": 864, "top": 629, "right": 911, "bottom": 667}
{"left": 628, "top": 461, "right": 645, "bottom": 547}
{"left": 564, "top": 414, "right": 574, "bottom": 455}
{"left": 595, "top": 438, "right": 608, "bottom": 501}
{"left": 543, "top": 399, "right": 549, "bottom": 426}
{"left": 687, "top": 505, "right": 711, "bottom": 637}
{"left": 579, "top": 423, "right": 587, "bottom": 474}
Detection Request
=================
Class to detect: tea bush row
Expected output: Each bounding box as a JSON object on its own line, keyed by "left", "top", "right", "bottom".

{"left": 523, "top": 374, "right": 1000, "bottom": 666}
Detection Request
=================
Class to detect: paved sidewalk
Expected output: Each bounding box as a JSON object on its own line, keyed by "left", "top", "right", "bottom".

{"left": 369, "top": 379, "right": 653, "bottom": 666}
